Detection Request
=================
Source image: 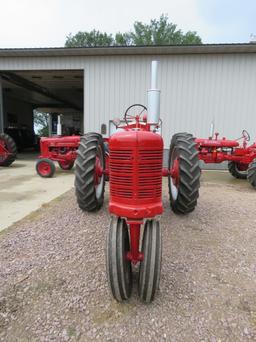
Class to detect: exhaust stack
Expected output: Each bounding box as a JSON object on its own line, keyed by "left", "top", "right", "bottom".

{"left": 209, "top": 121, "right": 215, "bottom": 139}
{"left": 147, "top": 61, "right": 160, "bottom": 125}
{"left": 57, "top": 114, "right": 62, "bottom": 136}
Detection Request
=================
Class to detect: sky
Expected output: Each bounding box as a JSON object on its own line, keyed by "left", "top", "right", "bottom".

{"left": 0, "top": 0, "right": 255, "bottom": 48}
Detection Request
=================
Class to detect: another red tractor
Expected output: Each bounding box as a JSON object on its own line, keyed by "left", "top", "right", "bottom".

{"left": 0, "top": 133, "right": 17, "bottom": 167}
{"left": 36, "top": 135, "right": 80, "bottom": 177}
{"left": 74, "top": 61, "right": 201, "bottom": 302}
{"left": 195, "top": 130, "right": 256, "bottom": 188}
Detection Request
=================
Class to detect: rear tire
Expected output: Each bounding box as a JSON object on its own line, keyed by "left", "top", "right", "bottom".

{"left": 58, "top": 160, "right": 74, "bottom": 170}
{"left": 168, "top": 132, "right": 200, "bottom": 214}
{"left": 138, "top": 220, "right": 162, "bottom": 303}
{"left": 36, "top": 158, "right": 55, "bottom": 178}
{"left": 247, "top": 159, "right": 256, "bottom": 188}
{"left": 228, "top": 161, "right": 247, "bottom": 179}
{"left": 106, "top": 217, "right": 132, "bottom": 301}
{"left": 75, "top": 133, "right": 105, "bottom": 211}
{"left": 0, "top": 133, "right": 17, "bottom": 167}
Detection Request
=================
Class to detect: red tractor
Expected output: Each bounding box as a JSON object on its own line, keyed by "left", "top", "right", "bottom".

{"left": 195, "top": 130, "right": 256, "bottom": 188}
{"left": 0, "top": 133, "right": 17, "bottom": 167}
{"left": 74, "top": 61, "right": 201, "bottom": 302}
{"left": 36, "top": 135, "right": 80, "bottom": 177}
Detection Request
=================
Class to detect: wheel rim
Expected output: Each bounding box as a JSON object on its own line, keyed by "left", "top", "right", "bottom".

{"left": 94, "top": 147, "right": 104, "bottom": 199}
{"left": 38, "top": 161, "right": 51, "bottom": 176}
{"left": 0, "top": 138, "right": 9, "bottom": 162}
{"left": 170, "top": 151, "right": 180, "bottom": 201}
{"left": 235, "top": 163, "right": 248, "bottom": 172}
{"left": 59, "top": 160, "right": 72, "bottom": 169}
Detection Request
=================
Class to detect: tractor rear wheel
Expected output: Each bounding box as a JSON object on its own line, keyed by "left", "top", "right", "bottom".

{"left": 228, "top": 161, "right": 247, "bottom": 179}
{"left": 36, "top": 158, "right": 56, "bottom": 177}
{"left": 168, "top": 132, "right": 200, "bottom": 214}
{"left": 75, "top": 133, "right": 105, "bottom": 211}
{"left": 0, "top": 133, "right": 17, "bottom": 167}
{"left": 58, "top": 160, "right": 74, "bottom": 170}
{"left": 106, "top": 217, "right": 132, "bottom": 301}
{"left": 247, "top": 159, "right": 256, "bottom": 188}
{"left": 138, "top": 220, "right": 162, "bottom": 303}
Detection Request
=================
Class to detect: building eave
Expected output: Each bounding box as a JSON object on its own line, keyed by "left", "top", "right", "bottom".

{"left": 0, "top": 43, "right": 256, "bottom": 57}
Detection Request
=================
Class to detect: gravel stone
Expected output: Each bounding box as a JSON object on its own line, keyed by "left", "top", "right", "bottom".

{"left": 0, "top": 176, "right": 256, "bottom": 341}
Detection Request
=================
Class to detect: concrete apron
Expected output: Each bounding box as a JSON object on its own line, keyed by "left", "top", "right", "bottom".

{"left": 0, "top": 154, "right": 75, "bottom": 231}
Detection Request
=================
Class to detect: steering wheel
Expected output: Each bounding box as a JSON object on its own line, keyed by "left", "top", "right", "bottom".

{"left": 124, "top": 104, "right": 147, "bottom": 125}
{"left": 242, "top": 129, "right": 250, "bottom": 142}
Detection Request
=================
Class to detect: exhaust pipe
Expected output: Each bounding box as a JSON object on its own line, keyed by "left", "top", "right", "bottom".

{"left": 147, "top": 61, "right": 160, "bottom": 125}
{"left": 57, "top": 114, "right": 62, "bottom": 136}
{"left": 209, "top": 120, "right": 214, "bottom": 139}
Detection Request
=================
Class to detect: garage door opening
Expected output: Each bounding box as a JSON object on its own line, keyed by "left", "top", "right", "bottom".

{"left": 0, "top": 69, "right": 83, "bottom": 152}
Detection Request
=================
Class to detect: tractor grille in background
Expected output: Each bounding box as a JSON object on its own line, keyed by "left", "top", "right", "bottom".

{"left": 109, "top": 149, "right": 162, "bottom": 201}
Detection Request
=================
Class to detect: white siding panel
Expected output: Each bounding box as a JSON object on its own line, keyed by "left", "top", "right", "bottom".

{"left": 84, "top": 54, "right": 256, "bottom": 145}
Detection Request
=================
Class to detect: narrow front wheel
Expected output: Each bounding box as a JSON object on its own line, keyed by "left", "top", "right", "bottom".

{"left": 106, "top": 217, "right": 132, "bottom": 301}
{"left": 138, "top": 220, "right": 162, "bottom": 303}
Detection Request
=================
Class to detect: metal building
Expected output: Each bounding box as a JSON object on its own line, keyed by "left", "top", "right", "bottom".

{"left": 0, "top": 44, "right": 256, "bottom": 146}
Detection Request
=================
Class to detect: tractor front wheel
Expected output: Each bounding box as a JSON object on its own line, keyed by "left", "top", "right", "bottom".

{"left": 228, "top": 161, "right": 247, "bottom": 179}
{"left": 36, "top": 158, "right": 56, "bottom": 178}
{"left": 75, "top": 133, "right": 105, "bottom": 211}
{"left": 0, "top": 133, "right": 17, "bottom": 167}
{"left": 247, "top": 159, "right": 256, "bottom": 188}
{"left": 106, "top": 217, "right": 132, "bottom": 301}
{"left": 168, "top": 132, "right": 200, "bottom": 214}
{"left": 138, "top": 219, "right": 162, "bottom": 303}
{"left": 58, "top": 160, "right": 74, "bottom": 170}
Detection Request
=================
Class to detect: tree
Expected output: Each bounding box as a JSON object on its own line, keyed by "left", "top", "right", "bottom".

{"left": 129, "top": 15, "right": 202, "bottom": 45}
{"left": 65, "top": 15, "right": 202, "bottom": 47}
{"left": 34, "top": 111, "right": 49, "bottom": 137}
{"left": 65, "top": 29, "right": 114, "bottom": 47}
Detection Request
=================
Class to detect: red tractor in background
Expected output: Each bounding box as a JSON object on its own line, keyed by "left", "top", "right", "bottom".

{"left": 36, "top": 135, "right": 80, "bottom": 177}
{"left": 74, "top": 61, "right": 201, "bottom": 302}
{"left": 0, "top": 133, "right": 17, "bottom": 167}
{"left": 195, "top": 129, "right": 256, "bottom": 188}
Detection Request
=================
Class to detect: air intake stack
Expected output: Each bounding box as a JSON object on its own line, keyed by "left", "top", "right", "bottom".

{"left": 147, "top": 61, "right": 160, "bottom": 125}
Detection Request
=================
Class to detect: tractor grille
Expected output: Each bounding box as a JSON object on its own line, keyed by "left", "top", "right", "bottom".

{"left": 109, "top": 149, "right": 162, "bottom": 201}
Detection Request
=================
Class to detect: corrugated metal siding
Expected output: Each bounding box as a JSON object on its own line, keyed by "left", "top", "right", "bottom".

{"left": 83, "top": 54, "right": 256, "bottom": 145}
{"left": 0, "top": 54, "right": 256, "bottom": 145}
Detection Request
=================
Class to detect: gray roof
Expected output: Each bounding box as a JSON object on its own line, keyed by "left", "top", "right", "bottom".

{"left": 0, "top": 43, "right": 256, "bottom": 57}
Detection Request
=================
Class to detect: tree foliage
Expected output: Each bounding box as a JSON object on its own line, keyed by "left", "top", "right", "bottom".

{"left": 66, "top": 30, "right": 114, "bottom": 48}
{"left": 34, "top": 111, "right": 49, "bottom": 137}
{"left": 65, "top": 14, "right": 202, "bottom": 47}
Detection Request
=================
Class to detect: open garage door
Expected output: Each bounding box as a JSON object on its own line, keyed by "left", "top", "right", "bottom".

{"left": 0, "top": 69, "right": 83, "bottom": 151}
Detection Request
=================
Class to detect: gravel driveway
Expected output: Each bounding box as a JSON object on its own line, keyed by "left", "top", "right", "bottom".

{"left": 0, "top": 172, "right": 256, "bottom": 341}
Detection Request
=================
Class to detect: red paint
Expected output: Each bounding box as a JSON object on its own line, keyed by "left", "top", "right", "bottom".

{"left": 94, "top": 155, "right": 103, "bottom": 186}
{"left": 109, "top": 129, "right": 163, "bottom": 219}
{"left": 170, "top": 158, "right": 180, "bottom": 186}
{"left": 127, "top": 224, "right": 143, "bottom": 264}
{"left": 37, "top": 160, "right": 52, "bottom": 176}
{"left": 0, "top": 137, "right": 13, "bottom": 162}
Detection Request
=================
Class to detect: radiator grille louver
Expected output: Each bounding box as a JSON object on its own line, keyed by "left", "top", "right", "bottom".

{"left": 109, "top": 149, "right": 162, "bottom": 201}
